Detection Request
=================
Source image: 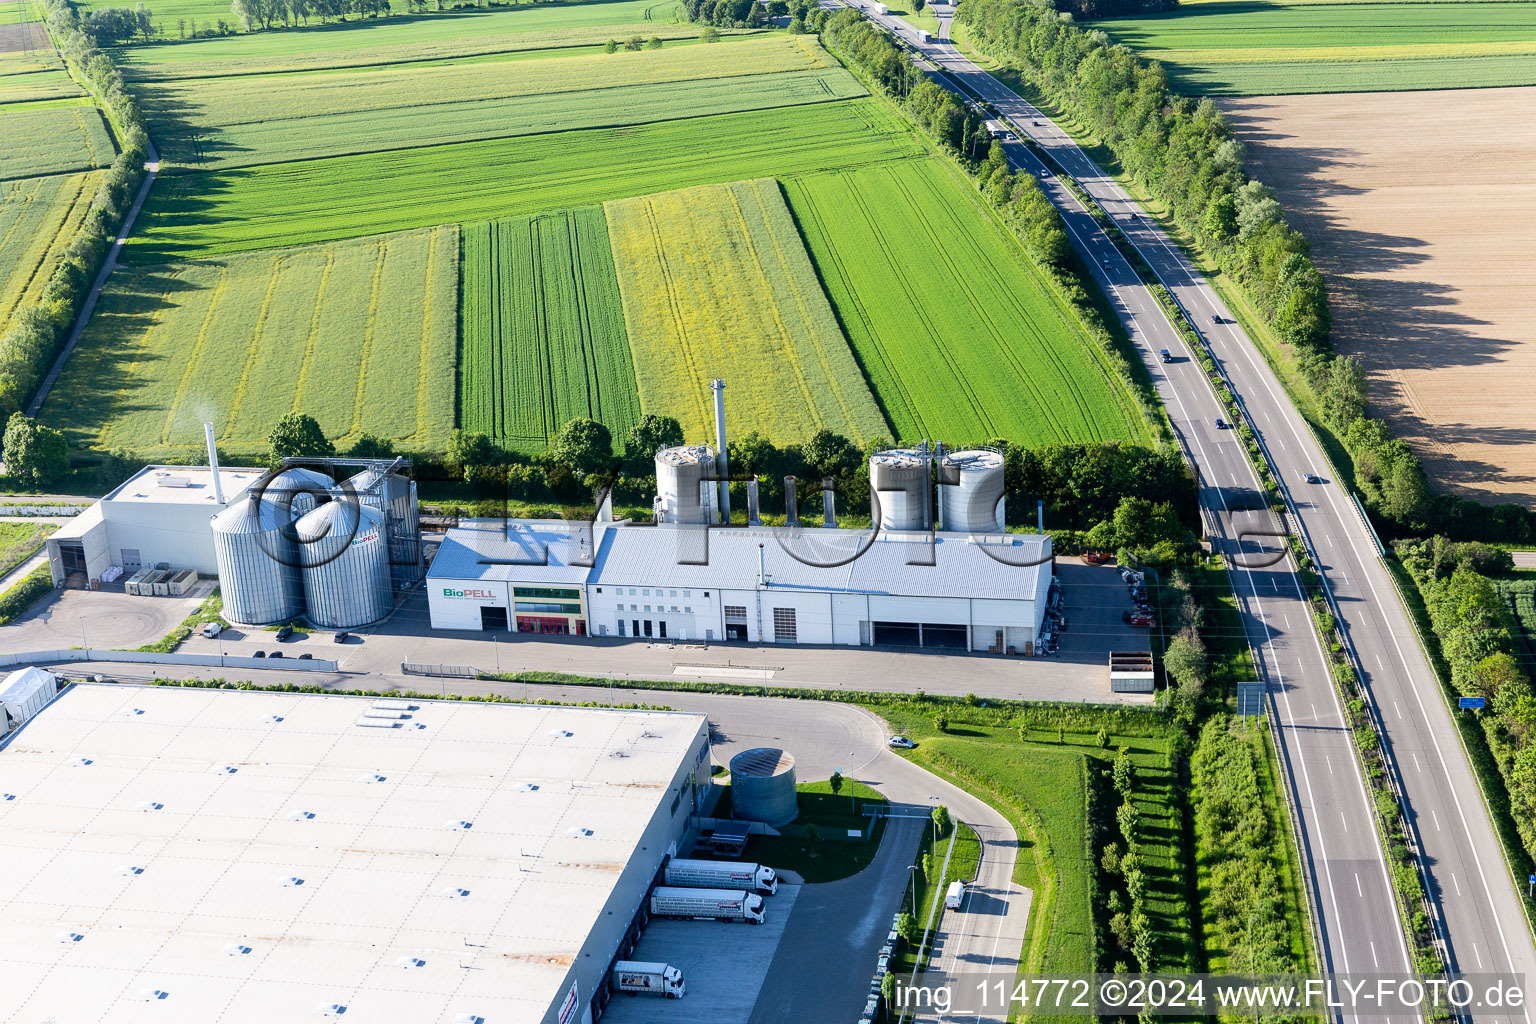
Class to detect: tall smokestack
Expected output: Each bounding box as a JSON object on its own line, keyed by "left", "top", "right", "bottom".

{"left": 747, "top": 477, "right": 762, "bottom": 526}
{"left": 783, "top": 476, "right": 799, "bottom": 527}
{"left": 711, "top": 379, "right": 730, "bottom": 525}
{"left": 920, "top": 440, "right": 932, "bottom": 531}
{"left": 204, "top": 422, "right": 224, "bottom": 504}
{"left": 822, "top": 477, "right": 836, "bottom": 528}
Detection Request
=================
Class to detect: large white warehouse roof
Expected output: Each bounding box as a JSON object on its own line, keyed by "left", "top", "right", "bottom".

{"left": 102, "top": 464, "right": 266, "bottom": 506}
{"left": 0, "top": 684, "right": 705, "bottom": 1024}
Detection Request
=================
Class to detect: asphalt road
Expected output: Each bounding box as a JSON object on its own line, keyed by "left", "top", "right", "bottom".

{"left": 838, "top": 1, "right": 1536, "bottom": 1014}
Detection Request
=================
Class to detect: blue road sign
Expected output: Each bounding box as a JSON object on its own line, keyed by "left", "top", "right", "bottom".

{"left": 1460, "top": 696, "right": 1487, "bottom": 710}
{"left": 1529, "top": 874, "right": 1535, "bottom": 885}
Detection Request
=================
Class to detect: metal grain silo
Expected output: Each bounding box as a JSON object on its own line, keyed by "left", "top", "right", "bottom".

{"left": 342, "top": 465, "right": 422, "bottom": 587}
{"left": 869, "top": 449, "right": 929, "bottom": 531}
{"left": 294, "top": 500, "right": 391, "bottom": 628}
{"left": 212, "top": 497, "right": 303, "bottom": 626}
{"left": 260, "top": 466, "right": 333, "bottom": 528}
{"left": 729, "top": 747, "right": 798, "bottom": 827}
{"left": 655, "top": 445, "right": 718, "bottom": 525}
{"left": 939, "top": 449, "right": 1006, "bottom": 533}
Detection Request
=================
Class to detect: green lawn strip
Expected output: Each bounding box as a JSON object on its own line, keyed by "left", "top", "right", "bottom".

{"left": 1255, "top": 723, "right": 1321, "bottom": 973}
{"left": 0, "top": 565, "right": 52, "bottom": 625}
{"left": 715, "top": 777, "right": 888, "bottom": 883}
{"left": 0, "top": 521, "right": 57, "bottom": 579}
{"left": 893, "top": 821, "right": 982, "bottom": 978}
{"left": 133, "top": 589, "right": 222, "bottom": 653}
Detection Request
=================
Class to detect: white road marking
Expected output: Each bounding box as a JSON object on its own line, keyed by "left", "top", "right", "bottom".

{"left": 1475, "top": 944, "right": 1485, "bottom": 969}
{"left": 1355, "top": 874, "right": 1363, "bottom": 898}
{"left": 1371, "top": 942, "right": 1379, "bottom": 969}
{"left": 1393, "top": 701, "right": 1402, "bottom": 719}
{"left": 1433, "top": 810, "right": 1441, "bottom": 831}
{"left": 1341, "top": 811, "right": 1349, "bottom": 833}
{"left": 1452, "top": 873, "right": 1463, "bottom": 897}
{"left": 1327, "top": 756, "right": 1334, "bottom": 774}
{"left": 1413, "top": 753, "right": 1423, "bottom": 773}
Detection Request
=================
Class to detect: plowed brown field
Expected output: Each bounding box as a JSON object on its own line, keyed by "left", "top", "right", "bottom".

{"left": 1222, "top": 87, "right": 1536, "bottom": 506}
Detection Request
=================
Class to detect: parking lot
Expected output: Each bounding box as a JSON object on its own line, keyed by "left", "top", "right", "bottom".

{"left": 601, "top": 885, "right": 801, "bottom": 1024}
{"left": 1, "top": 580, "right": 215, "bottom": 652}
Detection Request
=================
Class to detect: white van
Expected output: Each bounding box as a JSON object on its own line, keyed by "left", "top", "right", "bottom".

{"left": 945, "top": 881, "right": 966, "bottom": 910}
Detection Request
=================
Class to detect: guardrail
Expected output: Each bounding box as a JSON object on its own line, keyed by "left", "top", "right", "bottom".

{"left": 0, "top": 648, "right": 338, "bottom": 671}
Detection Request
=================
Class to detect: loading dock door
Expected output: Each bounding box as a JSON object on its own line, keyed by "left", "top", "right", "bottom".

{"left": 873, "top": 621, "right": 920, "bottom": 647}
{"left": 920, "top": 623, "right": 968, "bottom": 650}
{"left": 479, "top": 606, "right": 508, "bottom": 631}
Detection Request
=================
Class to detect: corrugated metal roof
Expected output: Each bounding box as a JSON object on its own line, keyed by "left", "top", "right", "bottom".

{"left": 430, "top": 520, "right": 1049, "bottom": 601}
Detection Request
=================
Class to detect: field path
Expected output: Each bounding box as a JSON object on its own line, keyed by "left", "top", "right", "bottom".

{"left": 27, "top": 138, "right": 159, "bottom": 418}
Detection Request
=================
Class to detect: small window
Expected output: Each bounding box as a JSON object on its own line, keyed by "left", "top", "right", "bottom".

{"left": 644, "top": 605, "right": 651, "bottom": 613}
{"left": 704, "top": 591, "right": 710, "bottom": 597}
{"left": 670, "top": 605, "right": 679, "bottom": 613}
{"left": 685, "top": 606, "right": 692, "bottom": 613}
{"left": 683, "top": 590, "right": 691, "bottom": 598}
{"left": 643, "top": 589, "right": 651, "bottom": 597}
{"left": 669, "top": 590, "right": 677, "bottom": 598}
{"left": 595, "top": 587, "right": 603, "bottom": 593}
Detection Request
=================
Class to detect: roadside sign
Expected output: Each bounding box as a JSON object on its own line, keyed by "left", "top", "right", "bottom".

{"left": 1460, "top": 696, "right": 1487, "bottom": 710}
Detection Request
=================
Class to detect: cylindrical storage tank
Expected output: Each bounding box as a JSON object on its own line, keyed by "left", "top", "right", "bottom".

{"left": 869, "top": 449, "right": 929, "bottom": 531}
{"left": 294, "top": 500, "right": 391, "bottom": 629}
{"left": 259, "top": 466, "right": 333, "bottom": 527}
{"left": 342, "top": 466, "right": 422, "bottom": 587}
{"left": 729, "top": 747, "right": 798, "bottom": 827}
{"left": 939, "top": 449, "right": 1006, "bottom": 533}
{"left": 655, "top": 445, "right": 717, "bottom": 525}
{"left": 212, "top": 497, "right": 304, "bottom": 625}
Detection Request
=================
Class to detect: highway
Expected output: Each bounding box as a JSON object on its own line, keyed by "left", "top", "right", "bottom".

{"left": 838, "top": 0, "right": 1536, "bottom": 1013}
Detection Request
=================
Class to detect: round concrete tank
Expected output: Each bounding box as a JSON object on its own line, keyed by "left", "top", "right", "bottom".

{"left": 939, "top": 449, "right": 1006, "bottom": 533}
{"left": 655, "top": 445, "right": 718, "bottom": 525}
{"left": 294, "top": 500, "right": 391, "bottom": 629}
{"left": 729, "top": 747, "right": 798, "bottom": 827}
{"left": 869, "top": 449, "right": 929, "bottom": 531}
{"left": 211, "top": 497, "right": 303, "bottom": 626}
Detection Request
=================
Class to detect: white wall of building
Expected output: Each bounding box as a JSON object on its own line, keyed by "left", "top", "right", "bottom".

{"left": 427, "top": 579, "right": 511, "bottom": 630}
{"left": 589, "top": 584, "right": 722, "bottom": 642}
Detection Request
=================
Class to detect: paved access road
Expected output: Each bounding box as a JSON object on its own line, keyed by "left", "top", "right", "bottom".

{"left": 838, "top": 0, "right": 1536, "bottom": 1015}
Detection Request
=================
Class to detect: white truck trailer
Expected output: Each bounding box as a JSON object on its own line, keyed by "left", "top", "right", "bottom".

{"left": 0, "top": 667, "right": 57, "bottom": 734}
{"left": 917, "top": 28, "right": 932, "bottom": 42}
{"left": 649, "top": 886, "right": 765, "bottom": 925}
{"left": 870, "top": 2, "right": 888, "bottom": 13}
{"left": 664, "top": 858, "right": 778, "bottom": 895}
{"left": 612, "top": 961, "right": 686, "bottom": 999}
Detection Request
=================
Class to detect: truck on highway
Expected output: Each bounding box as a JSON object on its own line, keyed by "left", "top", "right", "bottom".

{"left": 649, "top": 886, "right": 765, "bottom": 924}
{"left": 870, "top": 1, "right": 888, "bottom": 13}
{"left": 611, "top": 961, "right": 686, "bottom": 999}
{"left": 917, "top": 28, "right": 931, "bottom": 42}
{"left": 664, "top": 858, "right": 778, "bottom": 895}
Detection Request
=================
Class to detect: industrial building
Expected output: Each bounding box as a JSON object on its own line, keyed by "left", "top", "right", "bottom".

{"left": 428, "top": 444, "right": 1052, "bottom": 653}
{"left": 0, "top": 683, "right": 711, "bottom": 1024}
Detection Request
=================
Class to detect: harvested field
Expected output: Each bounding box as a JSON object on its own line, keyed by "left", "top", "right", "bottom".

{"left": 1, "top": 171, "right": 103, "bottom": 334}
{"left": 606, "top": 179, "right": 889, "bottom": 446}
{"left": 460, "top": 207, "right": 641, "bottom": 454}
{"left": 0, "top": 107, "right": 116, "bottom": 180}
{"left": 1222, "top": 87, "right": 1536, "bottom": 503}
{"left": 1091, "top": 1, "right": 1536, "bottom": 94}
{"left": 40, "top": 225, "right": 459, "bottom": 459}
{"left": 145, "top": 35, "right": 862, "bottom": 170}
{"left": 783, "top": 158, "right": 1152, "bottom": 446}
{"left": 0, "top": 17, "right": 46, "bottom": 53}
{"left": 125, "top": 99, "right": 924, "bottom": 263}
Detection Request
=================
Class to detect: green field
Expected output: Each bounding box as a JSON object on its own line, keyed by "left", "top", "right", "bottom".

{"left": 0, "top": 520, "right": 56, "bottom": 580}
{"left": 1, "top": 172, "right": 104, "bottom": 334}
{"left": 0, "top": 107, "right": 116, "bottom": 181}
{"left": 607, "top": 178, "right": 889, "bottom": 446}
{"left": 1090, "top": 1, "right": 1536, "bottom": 94}
{"left": 124, "top": 99, "right": 924, "bottom": 262}
{"left": 783, "top": 158, "right": 1151, "bottom": 446}
{"left": 41, "top": 225, "right": 458, "bottom": 458}
{"left": 111, "top": 0, "right": 681, "bottom": 55}
{"left": 145, "top": 35, "right": 863, "bottom": 169}
{"left": 0, "top": 67, "right": 86, "bottom": 104}
{"left": 120, "top": 22, "right": 730, "bottom": 79}
{"left": 460, "top": 207, "right": 641, "bottom": 454}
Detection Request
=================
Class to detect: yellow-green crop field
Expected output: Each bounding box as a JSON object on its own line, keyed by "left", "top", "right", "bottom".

{"left": 783, "top": 158, "right": 1151, "bottom": 445}
{"left": 147, "top": 35, "right": 863, "bottom": 170}
{"left": 460, "top": 207, "right": 641, "bottom": 454}
{"left": 607, "top": 178, "right": 889, "bottom": 446}
{"left": 0, "top": 171, "right": 103, "bottom": 335}
{"left": 1091, "top": 1, "right": 1536, "bottom": 94}
{"left": 0, "top": 68, "right": 86, "bottom": 104}
{"left": 122, "top": 24, "right": 747, "bottom": 81}
{"left": 41, "top": 225, "right": 458, "bottom": 459}
{"left": 0, "top": 107, "right": 116, "bottom": 181}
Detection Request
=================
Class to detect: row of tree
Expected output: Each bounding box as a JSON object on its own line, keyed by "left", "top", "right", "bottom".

{"left": 81, "top": 3, "right": 155, "bottom": 42}
{"left": 0, "top": 1, "right": 150, "bottom": 452}
{"left": 232, "top": 0, "right": 401, "bottom": 32}
{"left": 1396, "top": 539, "right": 1536, "bottom": 869}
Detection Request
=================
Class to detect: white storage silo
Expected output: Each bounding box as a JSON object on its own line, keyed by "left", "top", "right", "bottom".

{"left": 869, "top": 449, "right": 929, "bottom": 531}
{"left": 258, "top": 466, "right": 333, "bottom": 531}
{"left": 211, "top": 497, "right": 303, "bottom": 625}
{"left": 294, "top": 500, "right": 392, "bottom": 628}
{"left": 729, "top": 747, "right": 798, "bottom": 827}
{"left": 655, "top": 445, "right": 718, "bottom": 525}
{"left": 939, "top": 449, "right": 1006, "bottom": 533}
{"left": 341, "top": 465, "right": 422, "bottom": 587}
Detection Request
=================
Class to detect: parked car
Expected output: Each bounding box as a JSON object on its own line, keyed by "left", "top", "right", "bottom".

{"left": 333, "top": 632, "right": 350, "bottom": 644}
{"left": 200, "top": 622, "right": 222, "bottom": 639}
{"left": 1122, "top": 611, "right": 1154, "bottom": 627}
{"left": 252, "top": 650, "right": 266, "bottom": 659}
{"left": 888, "top": 735, "right": 916, "bottom": 749}
{"left": 269, "top": 651, "right": 284, "bottom": 659}
{"left": 276, "top": 624, "right": 294, "bottom": 640}
{"left": 1082, "top": 550, "right": 1107, "bottom": 564}
{"left": 299, "top": 653, "right": 314, "bottom": 660}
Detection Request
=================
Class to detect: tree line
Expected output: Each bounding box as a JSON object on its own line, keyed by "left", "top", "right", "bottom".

{"left": 0, "top": 0, "right": 149, "bottom": 453}
{"left": 956, "top": 0, "right": 1536, "bottom": 545}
